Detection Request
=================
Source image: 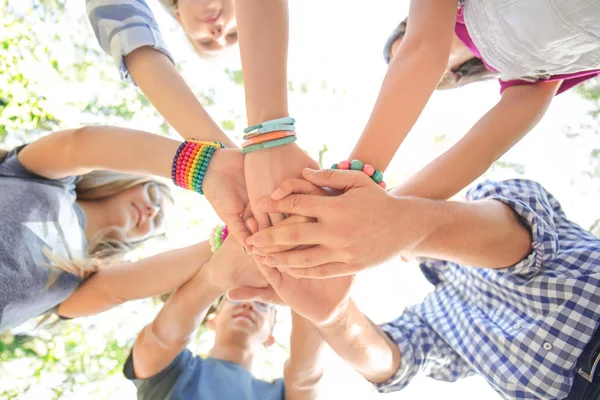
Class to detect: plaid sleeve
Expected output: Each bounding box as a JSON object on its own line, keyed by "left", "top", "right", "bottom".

{"left": 375, "top": 311, "right": 474, "bottom": 393}
{"left": 466, "top": 179, "right": 560, "bottom": 275}
{"left": 86, "top": 0, "right": 175, "bottom": 85}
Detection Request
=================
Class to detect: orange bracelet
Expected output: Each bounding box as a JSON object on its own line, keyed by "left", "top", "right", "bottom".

{"left": 242, "top": 130, "right": 296, "bottom": 148}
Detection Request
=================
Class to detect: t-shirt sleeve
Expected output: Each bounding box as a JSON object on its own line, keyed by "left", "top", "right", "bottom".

{"left": 466, "top": 179, "right": 560, "bottom": 276}
{"left": 0, "top": 146, "right": 80, "bottom": 192}
{"left": 123, "top": 348, "right": 194, "bottom": 400}
{"left": 86, "top": 0, "right": 175, "bottom": 85}
{"left": 375, "top": 311, "right": 474, "bottom": 393}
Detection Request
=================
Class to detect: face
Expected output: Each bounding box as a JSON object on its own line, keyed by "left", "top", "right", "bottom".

{"left": 176, "top": 0, "right": 238, "bottom": 53}
{"left": 103, "top": 182, "right": 169, "bottom": 243}
{"left": 211, "top": 299, "right": 275, "bottom": 347}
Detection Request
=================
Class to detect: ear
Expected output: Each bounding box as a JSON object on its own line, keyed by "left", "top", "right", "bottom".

{"left": 175, "top": 11, "right": 182, "bottom": 24}
{"left": 263, "top": 334, "right": 275, "bottom": 348}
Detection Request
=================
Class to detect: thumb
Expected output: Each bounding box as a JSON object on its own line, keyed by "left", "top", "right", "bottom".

{"left": 302, "top": 168, "right": 368, "bottom": 192}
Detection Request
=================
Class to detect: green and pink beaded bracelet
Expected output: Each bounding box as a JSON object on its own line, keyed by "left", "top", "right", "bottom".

{"left": 332, "top": 159, "right": 386, "bottom": 189}
{"left": 210, "top": 225, "right": 229, "bottom": 253}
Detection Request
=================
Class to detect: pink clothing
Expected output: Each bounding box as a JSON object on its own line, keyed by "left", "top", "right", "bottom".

{"left": 455, "top": 6, "right": 600, "bottom": 95}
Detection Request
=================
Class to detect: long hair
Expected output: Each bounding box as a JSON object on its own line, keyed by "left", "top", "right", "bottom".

{"left": 383, "top": 18, "right": 499, "bottom": 90}
{"left": 0, "top": 148, "right": 173, "bottom": 281}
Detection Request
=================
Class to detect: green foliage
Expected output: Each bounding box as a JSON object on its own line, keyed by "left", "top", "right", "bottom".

{"left": 224, "top": 68, "right": 244, "bottom": 86}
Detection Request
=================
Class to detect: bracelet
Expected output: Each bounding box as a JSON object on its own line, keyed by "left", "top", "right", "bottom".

{"left": 242, "top": 130, "right": 296, "bottom": 148}
{"left": 171, "top": 140, "right": 226, "bottom": 195}
{"left": 243, "top": 124, "right": 296, "bottom": 140}
{"left": 332, "top": 159, "right": 386, "bottom": 189}
{"left": 244, "top": 117, "right": 296, "bottom": 134}
{"left": 242, "top": 135, "right": 297, "bottom": 154}
{"left": 210, "top": 225, "right": 228, "bottom": 253}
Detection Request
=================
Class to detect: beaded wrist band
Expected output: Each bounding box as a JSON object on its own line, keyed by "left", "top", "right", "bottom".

{"left": 210, "top": 225, "right": 229, "bottom": 253}
{"left": 171, "top": 140, "right": 226, "bottom": 195}
{"left": 332, "top": 159, "right": 387, "bottom": 189}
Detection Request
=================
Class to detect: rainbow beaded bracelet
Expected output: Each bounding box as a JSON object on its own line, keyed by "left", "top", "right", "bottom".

{"left": 210, "top": 225, "right": 229, "bottom": 253}
{"left": 332, "top": 159, "right": 387, "bottom": 189}
{"left": 171, "top": 140, "right": 226, "bottom": 195}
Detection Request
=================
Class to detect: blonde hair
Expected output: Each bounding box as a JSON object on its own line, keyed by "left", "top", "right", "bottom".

{"left": 0, "top": 148, "right": 174, "bottom": 282}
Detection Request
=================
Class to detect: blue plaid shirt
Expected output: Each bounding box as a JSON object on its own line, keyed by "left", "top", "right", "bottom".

{"left": 377, "top": 179, "right": 600, "bottom": 399}
{"left": 87, "top": 0, "right": 175, "bottom": 84}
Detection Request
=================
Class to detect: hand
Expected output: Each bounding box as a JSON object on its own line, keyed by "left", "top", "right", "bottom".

{"left": 228, "top": 264, "right": 355, "bottom": 326}
{"left": 203, "top": 148, "right": 252, "bottom": 248}
{"left": 205, "top": 236, "right": 267, "bottom": 291}
{"left": 246, "top": 168, "right": 404, "bottom": 278}
{"left": 244, "top": 143, "right": 319, "bottom": 230}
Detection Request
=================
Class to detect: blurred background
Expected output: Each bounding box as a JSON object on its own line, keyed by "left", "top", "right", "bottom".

{"left": 1, "top": 0, "right": 600, "bottom": 398}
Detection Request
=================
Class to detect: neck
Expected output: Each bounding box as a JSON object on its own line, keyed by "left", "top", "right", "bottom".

{"left": 208, "top": 340, "right": 255, "bottom": 370}
{"left": 76, "top": 200, "right": 108, "bottom": 242}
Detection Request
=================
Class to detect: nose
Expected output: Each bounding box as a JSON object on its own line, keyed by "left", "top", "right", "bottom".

{"left": 240, "top": 302, "right": 254, "bottom": 311}
{"left": 145, "top": 203, "right": 160, "bottom": 219}
{"left": 209, "top": 24, "right": 223, "bottom": 39}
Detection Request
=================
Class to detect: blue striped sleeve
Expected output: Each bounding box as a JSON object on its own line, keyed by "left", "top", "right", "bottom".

{"left": 86, "top": 0, "right": 175, "bottom": 84}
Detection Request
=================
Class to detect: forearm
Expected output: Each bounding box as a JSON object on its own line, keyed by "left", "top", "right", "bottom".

{"left": 18, "top": 125, "right": 181, "bottom": 180}
{"left": 133, "top": 264, "right": 224, "bottom": 378}
{"left": 349, "top": 48, "right": 445, "bottom": 171}
{"left": 235, "top": 0, "right": 289, "bottom": 124}
{"left": 396, "top": 196, "right": 532, "bottom": 268}
{"left": 316, "top": 300, "right": 400, "bottom": 384}
{"left": 124, "top": 47, "right": 236, "bottom": 147}
{"left": 284, "top": 312, "right": 325, "bottom": 400}
{"left": 58, "top": 241, "right": 212, "bottom": 318}
{"left": 391, "top": 81, "right": 561, "bottom": 200}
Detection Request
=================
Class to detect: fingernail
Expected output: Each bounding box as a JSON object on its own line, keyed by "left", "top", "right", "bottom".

{"left": 271, "top": 188, "right": 284, "bottom": 200}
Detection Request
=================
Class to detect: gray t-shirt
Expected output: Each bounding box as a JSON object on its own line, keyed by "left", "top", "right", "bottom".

{"left": 0, "top": 147, "right": 86, "bottom": 332}
{"left": 124, "top": 349, "right": 285, "bottom": 400}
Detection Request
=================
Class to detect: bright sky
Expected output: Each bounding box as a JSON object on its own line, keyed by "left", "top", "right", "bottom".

{"left": 7, "top": 0, "right": 600, "bottom": 399}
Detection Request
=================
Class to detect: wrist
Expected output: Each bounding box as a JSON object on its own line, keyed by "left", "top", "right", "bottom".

{"left": 195, "top": 263, "right": 226, "bottom": 300}
{"left": 388, "top": 196, "right": 439, "bottom": 257}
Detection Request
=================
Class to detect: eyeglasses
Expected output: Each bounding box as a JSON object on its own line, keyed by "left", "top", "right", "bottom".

{"left": 144, "top": 182, "right": 166, "bottom": 235}
{"left": 226, "top": 298, "right": 273, "bottom": 313}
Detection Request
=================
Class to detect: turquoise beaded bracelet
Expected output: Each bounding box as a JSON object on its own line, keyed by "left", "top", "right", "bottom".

{"left": 332, "top": 159, "right": 386, "bottom": 189}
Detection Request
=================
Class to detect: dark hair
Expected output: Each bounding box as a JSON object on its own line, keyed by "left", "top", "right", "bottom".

{"left": 383, "top": 17, "right": 499, "bottom": 90}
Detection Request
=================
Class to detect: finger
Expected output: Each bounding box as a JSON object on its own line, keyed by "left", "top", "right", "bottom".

{"left": 224, "top": 215, "right": 252, "bottom": 254}
{"left": 268, "top": 212, "right": 286, "bottom": 226}
{"left": 259, "top": 246, "right": 338, "bottom": 268}
{"left": 284, "top": 263, "right": 357, "bottom": 279}
{"left": 258, "top": 194, "right": 323, "bottom": 218}
{"left": 271, "top": 179, "right": 325, "bottom": 200}
{"left": 302, "top": 168, "right": 370, "bottom": 191}
{"left": 245, "top": 217, "right": 259, "bottom": 235}
{"left": 251, "top": 215, "right": 316, "bottom": 254}
{"left": 253, "top": 209, "right": 271, "bottom": 231}
{"left": 247, "top": 222, "right": 325, "bottom": 248}
{"left": 227, "top": 286, "right": 283, "bottom": 305}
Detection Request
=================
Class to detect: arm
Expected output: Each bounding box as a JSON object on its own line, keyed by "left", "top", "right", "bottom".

{"left": 58, "top": 241, "right": 213, "bottom": 318}
{"left": 349, "top": 0, "right": 457, "bottom": 171}
{"left": 235, "top": 0, "right": 289, "bottom": 124}
{"left": 86, "top": 0, "right": 234, "bottom": 146}
{"left": 284, "top": 312, "right": 325, "bottom": 400}
{"left": 316, "top": 300, "right": 400, "bottom": 384}
{"left": 123, "top": 48, "right": 236, "bottom": 147}
{"left": 396, "top": 195, "right": 532, "bottom": 269}
{"left": 131, "top": 236, "right": 264, "bottom": 378}
{"left": 391, "top": 80, "right": 562, "bottom": 199}
{"left": 132, "top": 263, "right": 223, "bottom": 379}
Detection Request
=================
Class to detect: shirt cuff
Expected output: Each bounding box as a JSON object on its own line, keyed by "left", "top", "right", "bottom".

{"left": 374, "top": 323, "right": 416, "bottom": 393}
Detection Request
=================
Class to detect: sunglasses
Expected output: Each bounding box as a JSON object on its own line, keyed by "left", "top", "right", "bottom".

{"left": 226, "top": 298, "right": 273, "bottom": 313}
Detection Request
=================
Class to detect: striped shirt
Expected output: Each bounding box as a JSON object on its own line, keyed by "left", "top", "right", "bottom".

{"left": 86, "top": 0, "right": 174, "bottom": 84}
{"left": 377, "top": 179, "right": 600, "bottom": 399}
